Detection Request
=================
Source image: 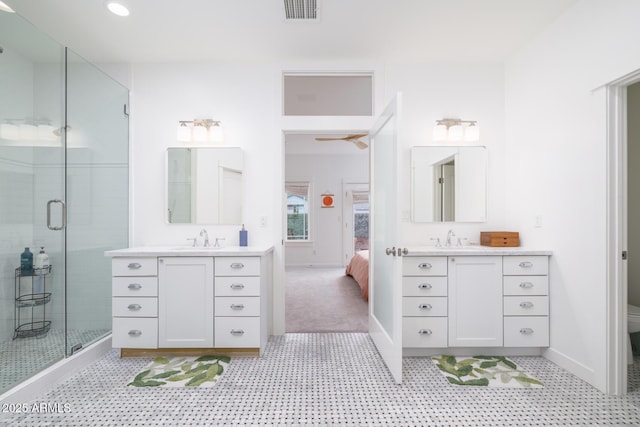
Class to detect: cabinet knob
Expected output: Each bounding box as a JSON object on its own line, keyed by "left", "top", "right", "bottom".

{"left": 520, "top": 328, "right": 534, "bottom": 335}
{"left": 230, "top": 329, "right": 245, "bottom": 336}
{"left": 230, "top": 263, "right": 245, "bottom": 269}
{"left": 230, "top": 283, "right": 245, "bottom": 290}
{"left": 519, "top": 262, "right": 533, "bottom": 268}
{"left": 519, "top": 302, "right": 534, "bottom": 309}
{"left": 128, "top": 283, "right": 142, "bottom": 290}
{"left": 418, "top": 304, "right": 432, "bottom": 310}
{"left": 128, "top": 330, "right": 142, "bottom": 337}
{"left": 230, "top": 304, "right": 245, "bottom": 310}
{"left": 418, "top": 262, "right": 432, "bottom": 269}
{"left": 519, "top": 282, "right": 534, "bottom": 289}
{"left": 127, "top": 304, "right": 142, "bottom": 311}
{"left": 418, "top": 283, "right": 432, "bottom": 290}
{"left": 418, "top": 329, "right": 433, "bottom": 335}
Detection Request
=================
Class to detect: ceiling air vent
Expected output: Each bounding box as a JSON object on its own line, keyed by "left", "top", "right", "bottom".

{"left": 284, "top": 0, "right": 319, "bottom": 21}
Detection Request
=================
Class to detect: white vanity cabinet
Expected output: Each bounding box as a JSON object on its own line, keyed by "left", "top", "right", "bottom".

{"left": 448, "top": 256, "right": 503, "bottom": 347}
{"left": 107, "top": 246, "right": 273, "bottom": 355}
{"left": 402, "top": 249, "right": 550, "bottom": 352}
{"left": 158, "top": 257, "right": 214, "bottom": 348}
{"left": 402, "top": 257, "right": 448, "bottom": 348}
{"left": 111, "top": 257, "right": 158, "bottom": 349}
{"left": 503, "top": 256, "right": 549, "bottom": 347}
{"left": 214, "top": 257, "right": 262, "bottom": 349}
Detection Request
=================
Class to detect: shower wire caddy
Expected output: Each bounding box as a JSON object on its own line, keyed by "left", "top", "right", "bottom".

{"left": 14, "top": 265, "right": 52, "bottom": 339}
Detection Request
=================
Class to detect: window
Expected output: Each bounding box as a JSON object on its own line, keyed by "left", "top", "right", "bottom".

{"left": 286, "top": 182, "right": 311, "bottom": 241}
{"left": 353, "top": 190, "right": 369, "bottom": 251}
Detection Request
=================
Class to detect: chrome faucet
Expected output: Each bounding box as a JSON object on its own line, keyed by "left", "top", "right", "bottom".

{"left": 200, "top": 229, "right": 210, "bottom": 247}
{"left": 214, "top": 237, "right": 226, "bottom": 248}
{"left": 445, "top": 229, "right": 456, "bottom": 247}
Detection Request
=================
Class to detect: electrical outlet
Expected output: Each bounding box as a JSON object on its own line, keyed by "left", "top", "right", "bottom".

{"left": 260, "top": 216, "right": 267, "bottom": 227}
{"left": 535, "top": 215, "right": 542, "bottom": 228}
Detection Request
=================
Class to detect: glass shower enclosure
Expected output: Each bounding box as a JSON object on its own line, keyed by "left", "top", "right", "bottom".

{"left": 0, "top": 11, "right": 128, "bottom": 394}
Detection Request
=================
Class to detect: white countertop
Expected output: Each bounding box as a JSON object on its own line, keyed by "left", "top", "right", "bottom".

{"left": 104, "top": 245, "right": 274, "bottom": 257}
{"left": 404, "top": 246, "right": 552, "bottom": 256}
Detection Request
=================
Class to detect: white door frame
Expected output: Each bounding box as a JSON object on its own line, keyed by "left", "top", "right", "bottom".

{"left": 606, "top": 70, "right": 640, "bottom": 395}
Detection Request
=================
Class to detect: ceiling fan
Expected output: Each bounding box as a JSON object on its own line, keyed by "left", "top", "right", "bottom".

{"left": 314, "top": 133, "right": 368, "bottom": 150}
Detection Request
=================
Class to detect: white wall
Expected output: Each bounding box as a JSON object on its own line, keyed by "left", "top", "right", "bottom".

{"left": 384, "top": 63, "right": 507, "bottom": 245}
{"left": 504, "top": 0, "right": 640, "bottom": 391}
{"left": 629, "top": 82, "right": 640, "bottom": 306}
{"left": 285, "top": 152, "right": 368, "bottom": 267}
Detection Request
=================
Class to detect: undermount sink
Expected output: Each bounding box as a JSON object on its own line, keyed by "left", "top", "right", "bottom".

{"left": 171, "top": 246, "right": 224, "bottom": 251}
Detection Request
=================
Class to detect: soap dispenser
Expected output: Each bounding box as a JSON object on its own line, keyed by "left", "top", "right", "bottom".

{"left": 239, "top": 224, "right": 248, "bottom": 247}
{"left": 20, "top": 247, "right": 33, "bottom": 275}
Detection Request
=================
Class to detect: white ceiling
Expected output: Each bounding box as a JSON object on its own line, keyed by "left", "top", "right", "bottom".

{"left": 5, "top": 0, "right": 577, "bottom": 64}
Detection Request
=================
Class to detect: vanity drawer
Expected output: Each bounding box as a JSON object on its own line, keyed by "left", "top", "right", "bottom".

{"left": 215, "top": 276, "right": 261, "bottom": 296}
{"left": 503, "top": 296, "right": 548, "bottom": 316}
{"left": 112, "top": 277, "right": 158, "bottom": 297}
{"left": 215, "top": 317, "right": 260, "bottom": 348}
{"left": 112, "top": 317, "right": 158, "bottom": 349}
{"left": 112, "top": 297, "right": 158, "bottom": 317}
{"left": 215, "top": 297, "right": 260, "bottom": 317}
{"left": 503, "top": 256, "right": 548, "bottom": 276}
{"left": 402, "top": 297, "right": 447, "bottom": 317}
{"left": 503, "top": 276, "right": 548, "bottom": 296}
{"left": 402, "top": 276, "right": 447, "bottom": 297}
{"left": 504, "top": 316, "right": 549, "bottom": 347}
{"left": 215, "top": 257, "right": 260, "bottom": 276}
{"left": 403, "top": 317, "right": 447, "bottom": 348}
{"left": 403, "top": 256, "right": 447, "bottom": 276}
{"left": 112, "top": 257, "right": 158, "bottom": 277}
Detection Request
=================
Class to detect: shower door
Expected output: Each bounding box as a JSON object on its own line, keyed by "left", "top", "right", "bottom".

{"left": 64, "top": 49, "right": 129, "bottom": 355}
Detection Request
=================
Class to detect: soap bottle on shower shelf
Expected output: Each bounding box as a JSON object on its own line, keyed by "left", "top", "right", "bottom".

{"left": 33, "top": 247, "right": 50, "bottom": 293}
{"left": 239, "top": 224, "right": 248, "bottom": 247}
{"left": 34, "top": 247, "right": 50, "bottom": 274}
{"left": 20, "top": 247, "right": 33, "bottom": 275}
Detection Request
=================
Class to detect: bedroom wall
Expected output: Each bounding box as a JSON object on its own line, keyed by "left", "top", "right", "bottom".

{"left": 504, "top": 0, "right": 640, "bottom": 391}
{"left": 284, "top": 152, "right": 368, "bottom": 267}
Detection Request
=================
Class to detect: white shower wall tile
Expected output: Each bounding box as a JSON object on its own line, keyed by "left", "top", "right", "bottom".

{"left": 2, "top": 333, "right": 640, "bottom": 426}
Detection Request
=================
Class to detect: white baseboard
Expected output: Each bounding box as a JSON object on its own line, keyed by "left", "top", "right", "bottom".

{"left": 0, "top": 335, "right": 112, "bottom": 405}
{"left": 403, "top": 347, "right": 543, "bottom": 357}
{"left": 543, "top": 346, "right": 596, "bottom": 386}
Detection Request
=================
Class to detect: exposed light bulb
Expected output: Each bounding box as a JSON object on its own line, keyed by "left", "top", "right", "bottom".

{"left": 0, "top": 1, "right": 15, "bottom": 13}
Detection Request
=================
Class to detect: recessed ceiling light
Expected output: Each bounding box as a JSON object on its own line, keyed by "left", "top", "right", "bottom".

{"left": 105, "top": 1, "right": 130, "bottom": 17}
{"left": 0, "top": 1, "right": 15, "bottom": 13}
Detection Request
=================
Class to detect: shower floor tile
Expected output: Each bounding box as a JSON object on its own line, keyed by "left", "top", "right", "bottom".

{"left": 2, "top": 333, "right": 640, "bottom": 426}
{"left": 0, "top": 329, "right": 109, "bottom": 394}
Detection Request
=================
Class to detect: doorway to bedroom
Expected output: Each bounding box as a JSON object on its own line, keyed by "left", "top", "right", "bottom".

{"left": 284, "top": 132, "right": 370, "bottom": 332}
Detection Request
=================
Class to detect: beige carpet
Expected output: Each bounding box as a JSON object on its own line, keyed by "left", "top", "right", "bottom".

{"left": 285, "top": 266, "right": 368, "bottom": 332}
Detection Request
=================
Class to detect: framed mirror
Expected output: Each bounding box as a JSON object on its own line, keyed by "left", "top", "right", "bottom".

{"left": 166, "top": 147, "right": 243, "bottom": 224}
{"left": 411, "top": 146, "right": 487, "bottom": 222}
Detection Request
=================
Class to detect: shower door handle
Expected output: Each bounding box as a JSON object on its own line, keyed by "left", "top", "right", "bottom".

{"left": 47, "top": 199, "right": 67, "bottom": 231}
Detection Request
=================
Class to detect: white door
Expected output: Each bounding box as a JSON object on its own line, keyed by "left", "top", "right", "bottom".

{"left": 369, "top": 94, "right": 403, "bottom": 383}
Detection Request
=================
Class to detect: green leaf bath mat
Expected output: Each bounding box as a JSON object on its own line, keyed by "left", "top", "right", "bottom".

{"left": 128, "top": 355, "right": 230, "bottom": 387}
{"left": 432, "top": 355, "right": 543, "bottom": 388}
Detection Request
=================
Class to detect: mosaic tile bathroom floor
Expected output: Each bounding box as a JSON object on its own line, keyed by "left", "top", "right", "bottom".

{"left": 2, "top": 333, "right": 640, "bottom": 426}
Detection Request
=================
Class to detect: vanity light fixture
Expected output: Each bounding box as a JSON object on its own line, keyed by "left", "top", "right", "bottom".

{"left": 433, "top": 118, "right": 479, "bottom": 142}
{"left": 176, "top": 119, "right": 224, "bottom": 144}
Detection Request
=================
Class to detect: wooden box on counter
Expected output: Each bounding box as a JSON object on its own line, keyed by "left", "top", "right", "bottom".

{"left": 480, "top": 232, "right": 520, "bottom": 247}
